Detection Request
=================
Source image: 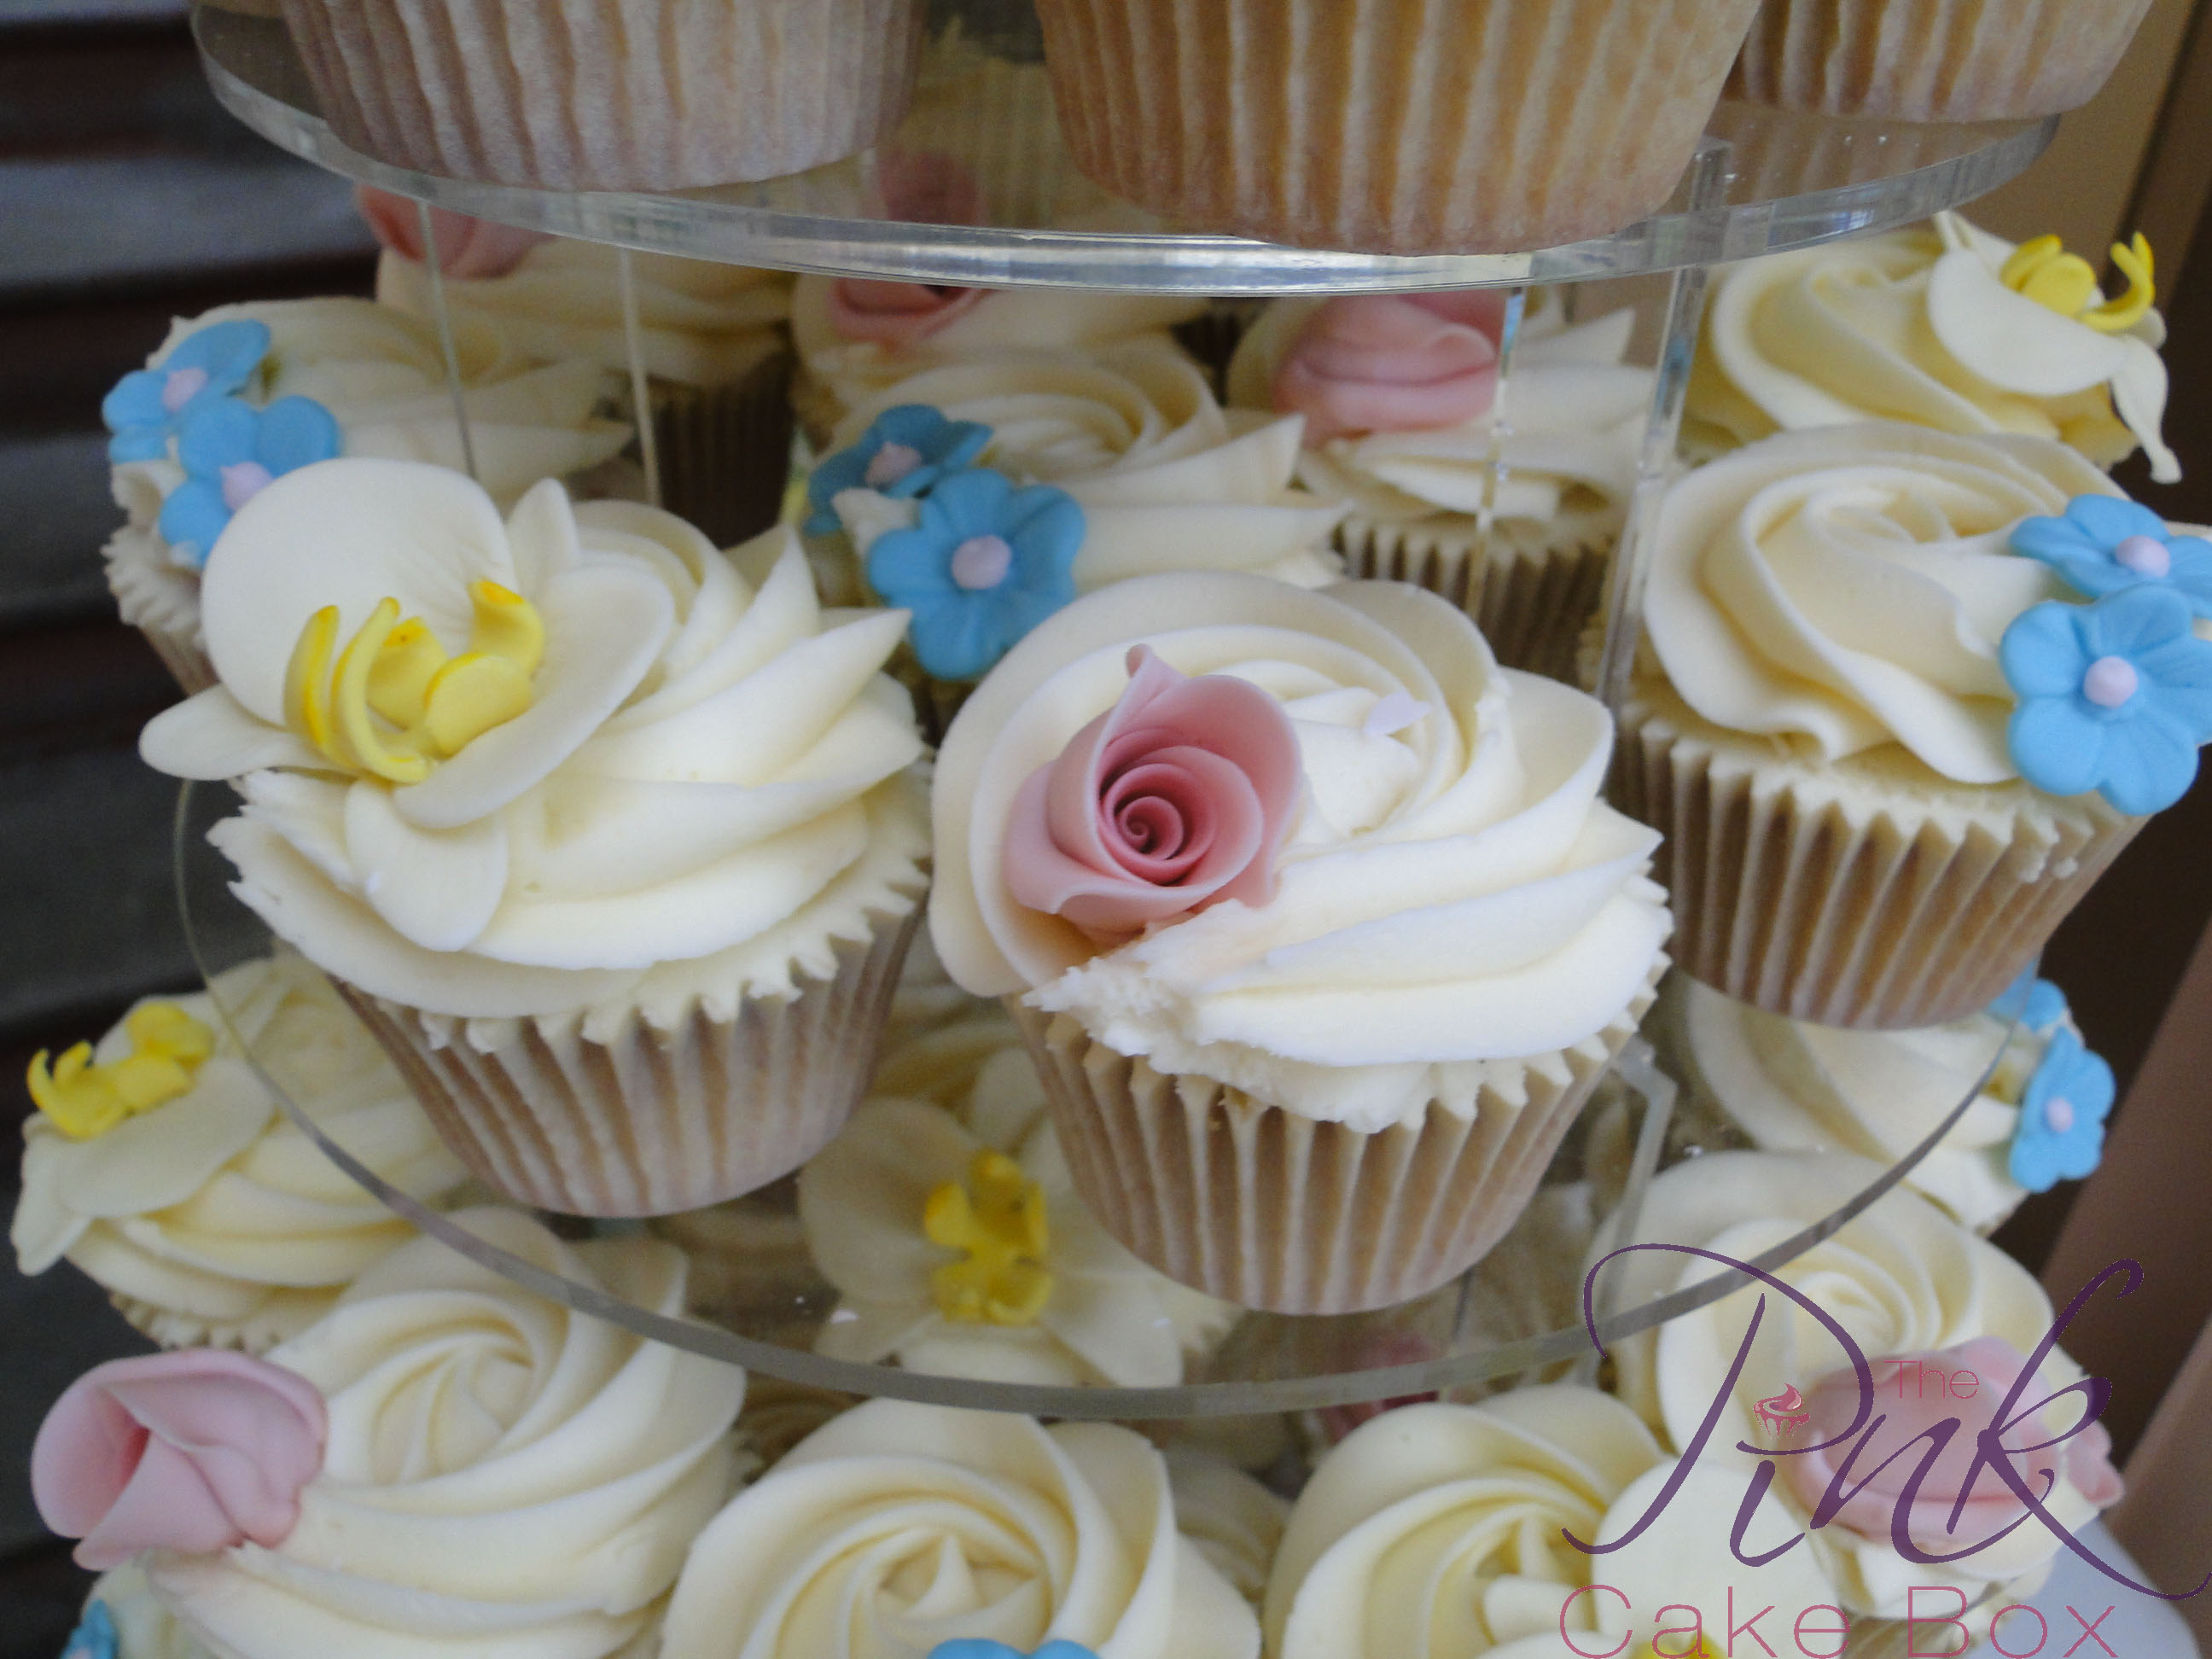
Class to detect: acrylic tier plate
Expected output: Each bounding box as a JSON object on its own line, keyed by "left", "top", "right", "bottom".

{"left": 175, "top": 783, "right": 2028, "bottom": 1418}
{"left": 193, "top": 1, "right": 2055, "bottom": 292}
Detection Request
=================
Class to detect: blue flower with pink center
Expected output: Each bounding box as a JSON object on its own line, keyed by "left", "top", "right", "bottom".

{"left": 807, "top": 404, "right": 992, "bottom": 535}
{"left": 927, "top": 1644, "right": 1100, "bottom": 1659}
{"left": 2010, "top": 1027, "right": 2114, "bottom": 1191}
{"left": 2011, "top": 495, "right": 2212, "bottom": 618}
{"left": 156, "top": 394, "right": 341, "bottom": 568}
{"left": 102, "top": 319, "right": 271, "bottom": 463}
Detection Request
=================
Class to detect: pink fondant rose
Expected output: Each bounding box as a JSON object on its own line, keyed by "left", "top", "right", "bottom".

{"left": 355, "top": 185, "right": 551, "bottom": 281}
{"left": 1273, "top": 291, "right": 1510, "bottom": 444}
{"left": 1004, "top": 645, "right": 1301, "bottom": 942}
{"left": 828, "top": 279, "right": 987, "bottom": 346}
{"left": 1785, "top": 1336, "right": 2125, "bottom": 1552}
{"left": 32, "top": 1351, "right": 326, "bottom": 1569}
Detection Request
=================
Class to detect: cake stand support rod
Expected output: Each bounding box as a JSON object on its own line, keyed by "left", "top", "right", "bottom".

{"left": 1569, "top": 1037, "right": 1679, "bottom": 1388}
{"left": 618, "top": 247, "right": 663, "bottom": 509}
{"left": 416, "top": 199, "right": 480, "bottom": 485}
{"left": 1475, "top": 285, "right": 1529, "bottom": 544}
{"left": 1593, "top": 137, "right": 1732, "bottom": 712}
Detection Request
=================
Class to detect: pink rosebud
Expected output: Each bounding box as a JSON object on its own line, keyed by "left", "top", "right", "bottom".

{"left": 32, "top": 1351, "right": 326, "bottom": 1570}
{"left": 355, "top": 185, "right": 551, "bottom": 281}
{"left": 828, "top": 278, "right": 987, "bottom": 346}
{"left": 1784, "top": 1336, "right": 2124, "bottom": 1552}
{"left": 1316, "top": 1332, "right": 1443, "bottom": 1444}
{"left": 1273, "top": 292, "right": 1508, "bottom": 444}
{"left": 1004, "top": 645, "right": 1302, "bottom": 942}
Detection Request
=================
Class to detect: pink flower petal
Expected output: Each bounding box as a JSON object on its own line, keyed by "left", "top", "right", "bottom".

{"left": 827, "top": 280, "right": 987, "bottom": 346}
{"left": 1274, "top": 293, "right": 1507, "bottom": 443}
{"left": 354, "top": 185, "right": 550, "bottom": 280}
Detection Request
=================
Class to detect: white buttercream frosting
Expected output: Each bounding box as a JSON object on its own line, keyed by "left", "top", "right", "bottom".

{"left": 85, "top": 1564, "right": 215, "bottom": 1659}
{"left": 1586, "top": 1150, "right": 2115, "bottom": 1621}
{"left": 660, "top": 1398, "right": 1260, "bottom": 1658}
{"left": 1689, "top": 212, "right": 2177, "bottom": 482}
{"left": 12, "top": 955, "right": 470, "bottom": 1351}
{"left": 1676, "top": 978, "right": 2040, "bottom": 1232}
{"left": 1164, "top": 1447, "right": 1289, "bottom": 1608}
{"left": 149, "top": 1209, "right": 745, "bottom": 1659}
{"left": 380, "top": 242, "right": 792, "bottom": 388}
{"left": 1643, "top": 422, "right": 2116, "bottom": 784}
{"left": 139, "top": 460, "right": 928, "bottom": 1024}
{"left": 930, "top": 573, "right": 1671, "bottom": 1128}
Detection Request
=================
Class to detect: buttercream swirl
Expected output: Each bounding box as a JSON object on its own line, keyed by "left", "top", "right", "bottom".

{"left": 1643, "top": 422, "right": 2119, "bottom": 784}
{"left": 81, "top": 1564, "right": 214, "bottom": 1659}
{"left": 148, "top": 1209, "right": 744, "bottom": 1659}
{"left": 12, "top": 954, "right": 470, "bottom": 1350}
{"left": 1689, "top": 212, "right": 2177, "bottom": 482}
{"left": 660, "top": 1399, "right": 1260, "bottom": 1658}
{"left": 139, "top": 459, "right": 928, "bottom": 1024}
{"left": 931, "top": 573, "right": 1671, "bottom": 1129}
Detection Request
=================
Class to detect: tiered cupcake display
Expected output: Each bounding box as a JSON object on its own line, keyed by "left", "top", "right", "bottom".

{"left": 26, "top": 3, "right": 2191, "bottom": 1656}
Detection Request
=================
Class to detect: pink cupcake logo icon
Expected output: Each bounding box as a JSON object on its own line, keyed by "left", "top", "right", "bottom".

{"left": 1755, "top": 1383, "right": 1811, "bottom": 1440}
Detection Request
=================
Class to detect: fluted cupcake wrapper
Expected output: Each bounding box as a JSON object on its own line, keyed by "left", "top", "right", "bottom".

{"left": 104, "top": 526, "right": 217, "bottom": 695}
{"left": 1007, "top": 977, "right": 1657, "bottom": 1315}
{"left": 1727, "top": 0, "right": 2154, "bottom": 120}
{"left": 337, "top": 907, "right": 921, "bottom": 1219}
{"left": 280, "top": 0, "right": 925, "bottom": 190}
{"left": 108, "top": 1287, "right": 335, "bottom": 1355}
{"left": 1615, "top": 684, "right": 2140, "bottom": 1029}
{"left": 649, "top": 351, "right": 798, "bottom": 551}
{"left": 1033, "top": 0, "right": 1762, "bottom": 253}
{"left": 1341, "top": 512, "right": 1615, "bottom": 681}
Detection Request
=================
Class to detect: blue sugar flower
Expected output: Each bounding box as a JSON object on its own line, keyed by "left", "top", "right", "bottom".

{"left": 61, "top": 1600, "right": 117, "bottom": 1659}
{"left": 2012, "top": 495, "right": 2212, "bottom": 618}
{"left": 2000, "top": 585, "right": 2212, "bottom": 814}
{"left": 806, "top": 404, "right": 992, "bottom": 534}
{"left": 157, "top": 394, "right": 341, "bottom": 569}
{"left": 102, "top": 318, "right": 271, "bottom": 463}
{"left": 1989, "top": 968, "right": 2069, "bottom": 1034}
{"left": 868, "top": 467, "right": 1084, "bottom": 682}
{"left": 2010, "top": 1027, "right": 2114, "bottom": 1191}
{"left": 927, "top": 1644, "right": 1100, "bottom": 1659}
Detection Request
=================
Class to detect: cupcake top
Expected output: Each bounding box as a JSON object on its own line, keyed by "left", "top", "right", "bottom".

{"left": 139, "top": 458, "right": 928, "bottom": 1025}
{"left": 1164, "top": 1447, "right": 1290, "bottom": 1610}
{"left": 366, "top": 191, "right": 794, "bottom": 390}
{"left": 1643, "top": 422, "right": 2212, "bottom": 813}
{"left": 930, "top": 573, "right": 1671, "bottom": 1128}
{"left": 1227, "top": 291, "right": 1651, "bottom": 533}
{"left": 660, "top": 1398, "right": 1260, "bottom": 1658}
{"left": 1586, "top": 1151, "right": 2125, "bottom": 1623}
{"left": 1687, "top": 212, "right": 2177, "bottom": 482}
{"left": 811, "top": 343, "right": 1345, "bottom": 682}
{"left": 13, "top": 953, "right": 470, "bottom": 1351}
{"left": 54, "top": 1212, "right": 745, "bottom": 1659}
{"left": 67, "top": 1564, "right": 212, "bottom": 1659}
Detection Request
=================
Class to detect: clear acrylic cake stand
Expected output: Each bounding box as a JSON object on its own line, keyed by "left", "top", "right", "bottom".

{"left": 178, "top": 0, "right": 2059, "bottom": 1415}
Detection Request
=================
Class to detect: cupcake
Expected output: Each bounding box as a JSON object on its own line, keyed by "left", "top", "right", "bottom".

{"left": 365, "top": 190, "right": 800, "bottom": 549}
{"left": 661, "top": 1400, "right": 1260, "bottom": 1657}
{"left": 14, "top": 954, "right": 470, "bottom": 1353}
{"left": 102, "top": 297, "right": 628, "bottom": 691}
{"left": 1685, "top": 211, "right": 2176, "bottom": 483}
{"left": 1586, "top": 1151, "right": 2127, "bottom": 1637}
{"left": 281, "top": 0, "right": 923, "bottom": 189}
{"left": 1622, "top": 422, "right": 2212, "bottom": 1027}
{"left": 1731, "top": 0, "right": 2156, "bottom": 119}
{"left": 1671, "top": 969, "right": 2113, "bottom": 1232}
{"left": 1229, "top": 290, "right": 1650, "bottom": 676}
{"left": 1032, "top": 0, "right": 1763, "bottom": 253}
{"left": 139, "top": 458, "right": 930, "bottom": 1216}
{"left": 930, "top": 572, "right": 1672, "bottom": 1313}
{"left": 33, "top": 1210, "right": 745, "bottom": 1659}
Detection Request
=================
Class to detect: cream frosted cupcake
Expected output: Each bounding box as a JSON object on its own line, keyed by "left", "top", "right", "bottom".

{"left": 661, "top": 1399, "right": 1260, "bottom": 1657}
{"left": 367, "top": 192, "right": 800, "bottom": 549}
{"left": 14, "top": 954, "right": 470, "bottom": 1353}
{"left": 1587, "top": 1152, "right": 2126, "bottom": 1636}
{"left": 101, "top": 297, "right": 628, "bottom": 692}
{"left": 1624, "top": 422, "right": 2212, "bottom": 1027}
{"left": 1230, "top": 291, "right": 1650, "bottom": 677}
{"left": 34, "top": 1210, "right": 744, "bottom": 1659}
{"left": 139, "top": 457, "right": 930, "bottom": 1217}
{"left": 1685, "top": 211, "right": 2176, "bottom": 482}
{"left": 931, "top": 572, "right": 1671, "bottom": 1312}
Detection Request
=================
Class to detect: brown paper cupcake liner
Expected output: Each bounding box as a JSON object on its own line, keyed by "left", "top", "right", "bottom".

{"left": 280, "top": 0, "right": 925, "bottom": 190}
{"left": 337, "top": 907, "right": 921, "bottom": 1219}
{"left": 649, "top": 349, "right": 798, "bottom": 550}
{"left": 1033, "top": 0, "right": 1763, "bottom": 253}
{"left": 1340, "top": 513, "right": 1615, "bottom": 681}
{"left": 1007, "top": 974, "right": 1658, "bottom": 1315}
{"left": 1172, "top": 304, "right": 1263, "bottom": 398}
{"left": 1727, "top": 0, "right": 2154, "bottom": 120}
{"left": 1615, "top": 682, "right": 2140, "bottom": 1029}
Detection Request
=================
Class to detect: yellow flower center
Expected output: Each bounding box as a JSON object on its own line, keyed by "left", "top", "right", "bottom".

{"left": 923, "top": 1150, "right": 1052, "bottom": 1325}
{"left": 283, "top": 581, "right": 544, "bottom": 784}
{"left": 2000, "top": 231, "right": 2156, "bottom": 334}
{"left": 27, "top": 1003, "right": 215, "bottom": 1141}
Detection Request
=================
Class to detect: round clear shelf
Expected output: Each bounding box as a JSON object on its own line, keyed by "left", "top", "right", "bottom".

{"left": 194, "top": 1, "right": 2055, "bottom": 293}
{"left": 175, "top": 781, "right": 2027, "bottom": 1420}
